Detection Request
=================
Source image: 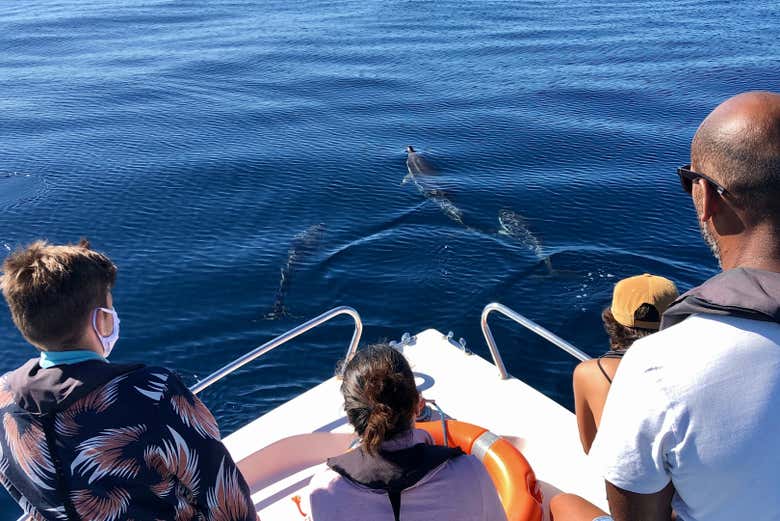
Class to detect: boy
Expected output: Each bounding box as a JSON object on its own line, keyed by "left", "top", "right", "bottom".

{"left": 0, "top": 239, "right": 257, "bottom": 520}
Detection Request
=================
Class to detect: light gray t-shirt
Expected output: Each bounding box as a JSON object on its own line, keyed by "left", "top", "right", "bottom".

{"left": 592, "top": 314, "right": 780, "bottom": 521}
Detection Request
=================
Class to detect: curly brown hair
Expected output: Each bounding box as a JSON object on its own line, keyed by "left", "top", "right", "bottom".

{"left": 602, "top": 306, "right": 658, "bottom": 351}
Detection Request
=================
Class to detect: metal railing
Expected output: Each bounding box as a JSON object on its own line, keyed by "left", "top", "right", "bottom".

{"left": 190, "top": 306, "right": 363, "bottom": 395}
{"left": 12, "top": 303, "right": 588, "bottom": 520}
{"left": 481, "top": 302, "right": 591, "bottom": 379}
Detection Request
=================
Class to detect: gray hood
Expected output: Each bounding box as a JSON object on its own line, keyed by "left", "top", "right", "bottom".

{"left": 661, "top": 268, "right": 780, "bottom": 330}
{"left": 5, "top": 359, "right": 144, "bottom": 416}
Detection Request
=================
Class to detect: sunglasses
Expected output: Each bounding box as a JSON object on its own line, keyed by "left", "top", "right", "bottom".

{"left": 677, "top": 164, "right": 728, "bottom": 196}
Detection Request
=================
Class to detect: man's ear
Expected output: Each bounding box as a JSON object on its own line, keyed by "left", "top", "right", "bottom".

{"left": 697, "top": 179, "right": 720, "bottom": 222}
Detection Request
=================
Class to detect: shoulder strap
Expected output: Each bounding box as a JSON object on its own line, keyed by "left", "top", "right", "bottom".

{"left": 597, "top": 348, "right": 628, "bottom": 385}
{"left": 596, "top": 357, "right": 612, "bottom": 384}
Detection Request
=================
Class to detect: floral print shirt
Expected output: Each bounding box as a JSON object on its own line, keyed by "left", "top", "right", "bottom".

{"left": 0, "top": 359, "right": 257, "bottom": 521}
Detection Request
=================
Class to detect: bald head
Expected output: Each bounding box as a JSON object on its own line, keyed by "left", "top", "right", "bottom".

{"left": 692, "top": 91, "right": 780, "bottom": 223}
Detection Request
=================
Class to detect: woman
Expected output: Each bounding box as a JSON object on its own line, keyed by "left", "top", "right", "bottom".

{"left": 551, "top": 274, "right": 678, "bottom": 521}
{"left": 308, "top": 343, "right": 506, "bottom": 521}
{"left": 572, "top": 273, "right": 678, "bottom": 454}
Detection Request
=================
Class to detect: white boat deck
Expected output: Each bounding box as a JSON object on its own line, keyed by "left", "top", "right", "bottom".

{"left": 223, "top": 328, "right": 607, "bottom": 520}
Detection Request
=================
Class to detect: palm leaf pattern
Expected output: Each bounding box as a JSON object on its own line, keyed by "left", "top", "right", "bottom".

{"left": 143, "top": 444, "right": 175, "bottom": 498}
{"left": 170, "top": 393, "right": 220, "bottom": 440}
{"left": 145, "top": 426, "right": 201, "bottom": 497}
{"left": 71, "top": 425, "right": 146, "bottom": 484}
{"left": 206, "top": 458, "right": 253, "bottom": 521}
{"left": 20, "top": 495, "right": 52, "bottom": 521}
{"left": 36, "top": 505, "right": 64, "bottom": 521}
{"left": 71, "top": 487, "right": 130, "bottom": 521}
{"left": 55, "top": 374, "right": 127, "bottom": 438}
{"left": 0, "top": 430, "right": 7, "bottom": 472}
{"left": 0, "top": 452, "right": 11, "bottom": 490}
{"left": 1, "top": 366, "right": 257, "bottom": 520}
{"left": 0, "top": 377, "right": 13, "bottom": 408}
{"left": 133, "top": 372, "right": 169, "bottom": 401}
{"left": 2, "top": 413, "right": 54, "bottom": 491}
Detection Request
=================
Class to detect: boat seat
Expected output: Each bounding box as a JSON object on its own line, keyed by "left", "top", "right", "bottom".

{"left": 236, "top": 432, "right": 356, "bottom": 518}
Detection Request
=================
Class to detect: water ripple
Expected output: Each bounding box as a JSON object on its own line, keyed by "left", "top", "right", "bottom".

{"left": 0, "top": 8, "right": 774, "bottom": 507}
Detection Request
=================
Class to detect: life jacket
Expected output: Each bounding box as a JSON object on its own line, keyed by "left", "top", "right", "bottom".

{"left": 327, "top": 443, "right": 464, "bottom": 521}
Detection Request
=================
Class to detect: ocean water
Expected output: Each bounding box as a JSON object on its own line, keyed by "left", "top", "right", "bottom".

{"left": 1, "top": 0, "right": 778, "bottom": 515}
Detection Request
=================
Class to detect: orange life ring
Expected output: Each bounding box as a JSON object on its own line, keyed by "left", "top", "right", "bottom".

{"left": 416, "top": 420, "right": 543, "bottom": 521}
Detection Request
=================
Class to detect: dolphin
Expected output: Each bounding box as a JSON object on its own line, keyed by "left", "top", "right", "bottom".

{"left": 498, "top": 209, "right": 553, "bottom": 273}
{"left": 266, "top": 223, "right": 325, "bottom": 319}
{"left": 403, "top": 146, "right": 465, "bottom": 225}
{"left": 405, "top": 145, "right": 435, "bottom": 176}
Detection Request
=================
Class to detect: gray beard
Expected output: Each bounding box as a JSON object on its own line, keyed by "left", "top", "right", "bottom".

{"left": 699, "top": 219, "right": 722, "bottom": 268}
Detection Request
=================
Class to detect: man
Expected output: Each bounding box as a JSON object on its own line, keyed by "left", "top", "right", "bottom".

{"left": 591, "top": 91, "right": 780, "bottom": 521}
{"left": 0, "top": 240, "right": 257, "bottom": 520}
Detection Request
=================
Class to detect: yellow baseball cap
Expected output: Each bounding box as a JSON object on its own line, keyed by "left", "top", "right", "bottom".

{"left": 611, "top": 274, "right": 679, "bottom": 330}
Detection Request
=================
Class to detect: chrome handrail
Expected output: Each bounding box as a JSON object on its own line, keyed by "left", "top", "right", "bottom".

{"left": 481, "top": 302, "right": 591, "bottom": 379}
{"left": 190, "top": 306, "right": 363, "bottom": 395}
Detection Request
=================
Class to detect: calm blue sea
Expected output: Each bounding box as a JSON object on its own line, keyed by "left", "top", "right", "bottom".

{"left": 1, "top": 0, "right": 778, "bottom": 515}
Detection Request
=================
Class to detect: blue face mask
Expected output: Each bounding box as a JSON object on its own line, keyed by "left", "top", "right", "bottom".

{"left": 92, "top": 307, "right": 120, "bottom": 357}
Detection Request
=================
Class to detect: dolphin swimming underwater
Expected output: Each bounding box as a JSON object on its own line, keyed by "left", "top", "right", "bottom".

{"left": 266, "top": 223, "right": 325, "bottom": 319}
{"left": 403, "top": 146, "right": 465, "bottom": 225}
{"left": 405, "top": 145, "right": 435, "bottom": 176}
{"left": 498, "top": 209, "right": 553, "bottom": 272}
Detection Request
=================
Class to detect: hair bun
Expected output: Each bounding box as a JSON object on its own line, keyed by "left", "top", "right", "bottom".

{"left": 340, "top": 344, "right": 419, "bottom": 454}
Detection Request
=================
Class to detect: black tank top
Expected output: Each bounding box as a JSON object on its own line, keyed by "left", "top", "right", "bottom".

{"left": 596, "top": 348, "right": 627, "bottom": 384}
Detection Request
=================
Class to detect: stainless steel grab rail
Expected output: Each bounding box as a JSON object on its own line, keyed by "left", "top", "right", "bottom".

{"left": 190, "top": 306, "right": 363, "bottom": 394}
{"left": 481, "top": 302, "right": 591, "bottom": 379}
